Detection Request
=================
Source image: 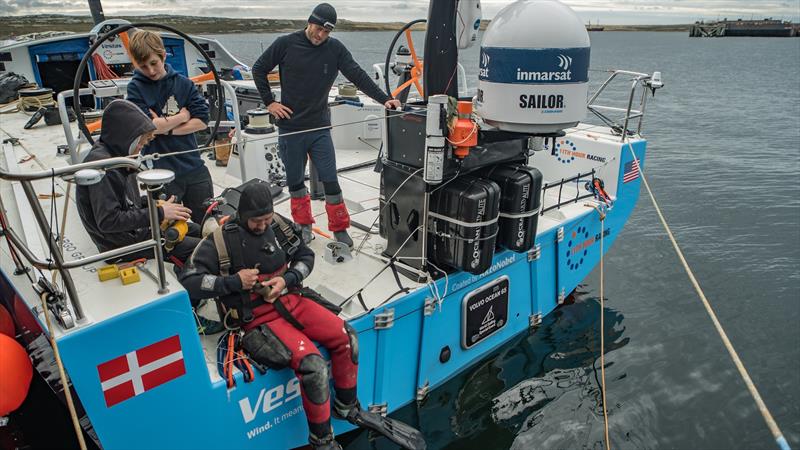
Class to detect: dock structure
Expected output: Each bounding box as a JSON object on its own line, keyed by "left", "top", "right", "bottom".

{"left": 690, "top": 18, "right": 798, "bottom": 37}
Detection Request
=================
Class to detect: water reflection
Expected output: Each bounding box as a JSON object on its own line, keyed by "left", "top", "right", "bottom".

{"left": 342, "top": 288, "right": 630, "bottom": 450}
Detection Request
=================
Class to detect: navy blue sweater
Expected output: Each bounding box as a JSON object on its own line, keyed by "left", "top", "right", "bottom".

{"left": 126, "top": 64, "right": 209, "bottom": 175}
{"left": 252, "top": 30, "right": 391, "bottom": 131}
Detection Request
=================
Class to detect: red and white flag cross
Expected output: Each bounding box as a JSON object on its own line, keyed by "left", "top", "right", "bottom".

{"left": 96, "top": 335, "right": 186, "bottom": 408}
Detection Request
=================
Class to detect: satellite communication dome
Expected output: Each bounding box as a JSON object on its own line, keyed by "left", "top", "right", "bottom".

{"left": 476, "top": 0, "right": 591, "bottom": 134}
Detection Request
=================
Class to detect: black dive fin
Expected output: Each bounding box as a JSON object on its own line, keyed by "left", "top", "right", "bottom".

{"left": 346, "top": 408, "right": 426, "bottom": 450}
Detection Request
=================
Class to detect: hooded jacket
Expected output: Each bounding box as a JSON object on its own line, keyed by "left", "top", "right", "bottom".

{"left": 76, "top": 99, "right": 160, "bottom": 254}
{"left": 126, "top": 64, "right": 209, "bottom": 175}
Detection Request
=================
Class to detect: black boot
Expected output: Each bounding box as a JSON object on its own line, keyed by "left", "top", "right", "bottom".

{"left": 309, "top": 432, "right": 342, "bottom": 450}
{"left": 308, "top": 421, "right": 342, "bottom": 450}
{"left": 333, "top": 399, "right": 426, "bottom": 450}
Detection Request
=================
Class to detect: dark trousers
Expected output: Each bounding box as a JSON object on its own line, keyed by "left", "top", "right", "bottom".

{"left": 278, "top": 129, "right": 339, "bottom": 188}
{"left": 163, "top": 165, "right": 214, "bottom": 225}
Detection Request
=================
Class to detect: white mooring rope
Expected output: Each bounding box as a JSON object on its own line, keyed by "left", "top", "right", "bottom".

{"left": 624, "top": 138, "right": 791, "bottom": 450}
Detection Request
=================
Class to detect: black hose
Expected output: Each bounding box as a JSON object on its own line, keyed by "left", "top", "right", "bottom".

{"left": 383, "top": 19, "right": 427, "bottom": 97}
{"left": 72, "top": 23, "right": 224, "bottom": 148}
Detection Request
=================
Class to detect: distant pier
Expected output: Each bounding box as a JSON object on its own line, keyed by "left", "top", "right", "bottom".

{"left": 690, "top": 18, "right": 798, "bottom": 37}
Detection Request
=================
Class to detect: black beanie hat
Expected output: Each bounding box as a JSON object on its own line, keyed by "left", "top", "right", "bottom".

{"left": 238, "top": 182, "right": 273, "bottom": 221}
{"left": 309, "top": 3, "right": 337, "bottom": 29}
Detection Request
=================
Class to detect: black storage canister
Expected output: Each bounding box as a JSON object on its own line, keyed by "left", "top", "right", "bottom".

{"left": 429, "top": 175, "right": 500, "bottom": 275}
{"left": 480, "top": 164, "right": 543, "bottom": 252}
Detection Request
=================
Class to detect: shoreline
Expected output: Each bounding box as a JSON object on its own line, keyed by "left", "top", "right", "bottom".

{"left": 0, "top": 15, "right": 689, "bottom": 40}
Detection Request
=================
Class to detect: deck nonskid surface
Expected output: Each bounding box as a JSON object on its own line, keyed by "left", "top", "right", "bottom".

{"left": 0, "top": 110, "right": 422, "bottom": 327}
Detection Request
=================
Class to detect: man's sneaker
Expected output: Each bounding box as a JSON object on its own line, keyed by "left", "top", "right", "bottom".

{"left": 196, "top": 314, "right": 224, "bottom": 335}
{"left": 333, "top": 230, "right": 353, "bottom": 248}
{"left": 300, "top": 224, "right": 314, "bottom": 244}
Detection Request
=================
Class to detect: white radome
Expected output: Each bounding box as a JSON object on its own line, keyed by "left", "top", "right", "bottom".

{"left": 477, "top": 0, "right": 591, "bottom": 134}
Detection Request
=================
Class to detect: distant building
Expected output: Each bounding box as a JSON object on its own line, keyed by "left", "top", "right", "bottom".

{"left": 690, "top": 18, "right": 797, "bottom": 37}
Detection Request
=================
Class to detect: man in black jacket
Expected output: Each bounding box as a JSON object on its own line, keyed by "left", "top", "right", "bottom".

{"left": 76, "top": 99, "right": 199, "bottom": 264}
{"left": 179, "top": 182, "right": 355, "bottom": 449}
{"left": 252, "top": 3, "right": 401, "bottom": 248}
{"left": 179, "top": 182, "right": 426, "bottom": 450}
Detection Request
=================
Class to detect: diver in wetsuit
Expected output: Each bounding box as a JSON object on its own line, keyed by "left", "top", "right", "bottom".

{"left": 179, "top": 181, "right": 425, "bottom": 450}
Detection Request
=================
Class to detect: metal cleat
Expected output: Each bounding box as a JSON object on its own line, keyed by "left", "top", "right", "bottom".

{"left": 322, "top": 241, "right": 353, "bottom": 264}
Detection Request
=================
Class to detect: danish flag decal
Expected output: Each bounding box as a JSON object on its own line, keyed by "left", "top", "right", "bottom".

{"left": 97, "top": 335, "right": 186, "bottom": 407}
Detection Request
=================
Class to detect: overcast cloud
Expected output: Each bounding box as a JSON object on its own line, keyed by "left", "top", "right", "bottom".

{"left": 1, "top": 0, "right": 798, "bottom": 24}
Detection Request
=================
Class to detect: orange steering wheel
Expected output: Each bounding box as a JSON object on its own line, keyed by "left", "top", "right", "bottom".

{"left": 384, "top": 19, "right": 426, "bottom": 100}
{"left": 391, "top": 28, "right": 424, "bottom": 99}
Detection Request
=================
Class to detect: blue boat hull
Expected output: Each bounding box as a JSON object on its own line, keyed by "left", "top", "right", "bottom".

{"left": 1, "top": 138, "right": 646, "bottom": 449}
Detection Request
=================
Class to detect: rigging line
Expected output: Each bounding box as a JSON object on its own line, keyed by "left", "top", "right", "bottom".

{"left": 341, "top": 224, "right": 424, "bottom": 311}
{"left": 425, "top": 259, "right": 450, "bottom": 309}
{"left": 587, "top": 202, "right": 611, "bottom": 450}
{"left": 623, "top": 139, "right": 791, "bottom": 450}
{"left": 357, "top": 136, "right": 381, "bottom": 152}
{"left": 49, "top": 170, "right": 66, "bottom": 289}
{"left": 48, "top": 169, "right": 59, "bottom": 279}
{"left": 355, "top": 167, "right": 423, "bottom": 255}
{"left": 0, "top": 209, "right": 35, "bottom": 284}
{"left": 600, "top": 210, "right": 610, "bottom": 450}
{"left": 139, "top": 107, "right": 429, "bottom": 163}
{"left": 336, "top": 173, "right": 380, "bottom": 191}
{"left": 52, "top": 180, "right": 74, "bottom": 288}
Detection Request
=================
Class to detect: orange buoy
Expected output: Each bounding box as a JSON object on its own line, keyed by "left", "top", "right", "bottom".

{"left": 0, "top": 304, "right": 13, "bottom": 337}
{"left": 0, "top": 333, "right": 33, "bottom": 415}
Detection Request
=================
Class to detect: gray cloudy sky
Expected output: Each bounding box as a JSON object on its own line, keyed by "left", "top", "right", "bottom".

{"left": 1, "top": 0, "right": 798, "bottom": 24}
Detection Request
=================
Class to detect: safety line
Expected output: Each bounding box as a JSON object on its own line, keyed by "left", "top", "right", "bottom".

{"left": 587, "top": 202, "right": 611, "bottom": 450}
{"left": 624, "top": 139, "right": 791, "bottom": 450}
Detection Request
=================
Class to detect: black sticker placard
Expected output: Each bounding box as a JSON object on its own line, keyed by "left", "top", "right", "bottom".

{"left": 462, "top": 276, "right": 509, "bottom": 349}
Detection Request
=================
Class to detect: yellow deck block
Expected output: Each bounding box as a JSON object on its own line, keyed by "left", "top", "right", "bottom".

{"left": 97, "top": 265, "right": 120, "bottom": 282}
{"left": 119, "top": 267, "right": 141, "bottom": 285}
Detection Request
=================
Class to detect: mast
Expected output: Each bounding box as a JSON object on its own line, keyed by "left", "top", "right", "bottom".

{"left": 88, "top": 0, "right": 106, "bottom": 25}
{"left": 423, "top": 0, "right": 459, "bottom": 100}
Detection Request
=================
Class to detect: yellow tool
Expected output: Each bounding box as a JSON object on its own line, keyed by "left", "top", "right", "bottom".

{"left": 97, "top": 265, "right": 120, "bottom": 282}
{"left": 157, "top": 199, "right": 189, "bottom": 251}
{"left": 163, "top": 220, "right": 189, "bottom": 251}
{"left": 119, "top": 267, "right": 141, "bottom": 285}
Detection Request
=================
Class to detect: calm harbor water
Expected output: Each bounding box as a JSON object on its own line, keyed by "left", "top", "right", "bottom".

{"left": 202, "top": 30, "right": 800, "bottom": 450}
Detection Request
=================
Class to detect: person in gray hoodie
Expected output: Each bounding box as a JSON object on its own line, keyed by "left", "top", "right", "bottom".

{"left": 76, "top": 99, "right": 199, "bottom": 264}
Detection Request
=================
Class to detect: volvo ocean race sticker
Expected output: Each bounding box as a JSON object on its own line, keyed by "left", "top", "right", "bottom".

{"left": 462, "top": 276, "right": 509, "bottom": 349}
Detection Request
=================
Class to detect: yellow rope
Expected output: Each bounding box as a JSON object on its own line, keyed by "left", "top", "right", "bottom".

{"left": 599, "top": 212, "right": 610, "bottom": 450}
{"left": 587, "top": 202, "right": 611, "bottom": 449}
{"left": 0, "top": 85, "right": 55, "bottom": 115}
{"left": 624, "top": 139, "right": 791, "bottom": 450}
{"left": 37, "top": 292, "right": 88, "bottom": 450}
{"left": 18, "top": 92, "right": 56, "bottom": 115}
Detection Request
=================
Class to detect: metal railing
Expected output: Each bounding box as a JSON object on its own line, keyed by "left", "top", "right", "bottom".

{"left": 587, "top": 70, "right": 663, "bottom": 142}
{"left": 0, "top": 156, "right": 170, "bottom": 328}
{"left": 540, "top": 169, "right": 598, "bottom": 214}
{"left": 57, "top": 88, "right": 96, "bottom": 163}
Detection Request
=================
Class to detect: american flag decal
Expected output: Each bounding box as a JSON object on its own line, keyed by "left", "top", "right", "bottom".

{"left": 97, "top": 335, "right": 186, "bottom": 407}
{"left": 623, "top": 159, "right": 640, "bottom": 183}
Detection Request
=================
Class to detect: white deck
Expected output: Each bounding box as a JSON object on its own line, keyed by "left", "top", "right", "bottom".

{"left": 0, "top": 96, "right": 617, "bottom": 382}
